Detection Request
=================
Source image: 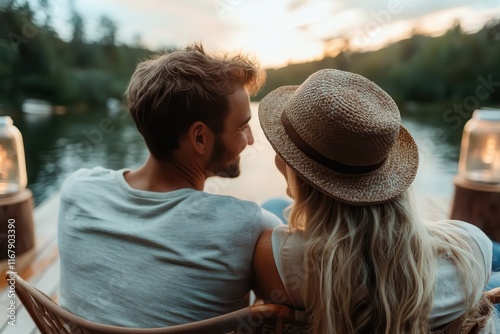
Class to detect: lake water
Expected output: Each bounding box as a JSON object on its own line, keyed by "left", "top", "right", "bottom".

{"left": 10, "top": 102, "right": 465, "bottom": 206}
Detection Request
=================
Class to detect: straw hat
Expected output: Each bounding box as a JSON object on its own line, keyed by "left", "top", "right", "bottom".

{"left": 258, "top": 69, "right": 419, "bottom": 205}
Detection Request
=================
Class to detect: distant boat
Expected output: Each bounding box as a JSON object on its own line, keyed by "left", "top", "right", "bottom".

{"left": 22, "top": 99, "right": 52, "bottom": 115}
{"left": 107, "top": 98, "right": 124, "bottom": 117}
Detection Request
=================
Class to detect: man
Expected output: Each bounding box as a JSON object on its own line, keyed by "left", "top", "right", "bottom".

{"left": 57, "top": 44, "right": 281, "bottom": 327}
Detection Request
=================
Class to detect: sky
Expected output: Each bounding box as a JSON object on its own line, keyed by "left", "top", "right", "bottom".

{"left": 25, "top": 0, "right": 500, "bottom": 68}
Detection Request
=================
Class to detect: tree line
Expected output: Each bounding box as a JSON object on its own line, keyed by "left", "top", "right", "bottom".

{"left": 256, "top": 20, "right": 500, "bottom": 115}
{"left": 0, "top": 0, "right": 156, "bottom": 107}
{"left": 1, "top": 0, "right": 500, "bottom": 113}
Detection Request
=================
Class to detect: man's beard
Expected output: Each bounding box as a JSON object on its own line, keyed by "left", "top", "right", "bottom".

{"left": 208, "top": 135, "right": 241, "bottom": 178}
{"left": 214, "top": 157, "right": 240, "bottom": 178}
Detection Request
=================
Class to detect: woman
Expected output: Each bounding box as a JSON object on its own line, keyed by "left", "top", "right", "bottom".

{"left": 253, "top": 69, "right": 495, "bottom": 333}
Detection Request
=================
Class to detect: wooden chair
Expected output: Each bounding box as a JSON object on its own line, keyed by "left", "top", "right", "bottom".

{"left": 12, "top": 270, "right": 500, "bottom": 334}
{"left": 8, "top": 273, "right": 307, "bottom": 334}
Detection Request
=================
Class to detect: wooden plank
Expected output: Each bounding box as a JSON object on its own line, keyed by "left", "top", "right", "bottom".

{"left": 0, "top": 230, "right": 59, "bottom": 292}
{"left": 0, "top": 261, "right": 60, "bottom": 333}
{"left": 0, "top": 193, "right": 60, "bottom": 289}
{"left": 0, "top": 241, "right": 59, "bottom": 331}
{"left": 0, "top": 193, "right": 60, "bottom": 332}
{"left": 0, "top": 239, "right": 58, "bottom": 309}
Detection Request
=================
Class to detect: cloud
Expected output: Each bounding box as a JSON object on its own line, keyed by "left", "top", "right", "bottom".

{"left": 287, "top": 0, "right": 311, "bottom": 12}
{"left": 71, "top": 0, "right": 242, "bottom": 51}
{"left": 320, "top": 0, "right": 499, "bottom": 20}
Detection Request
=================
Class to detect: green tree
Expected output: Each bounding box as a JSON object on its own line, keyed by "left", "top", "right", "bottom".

{"left": 99, "top": 15, "right": 116, "bottom": 46}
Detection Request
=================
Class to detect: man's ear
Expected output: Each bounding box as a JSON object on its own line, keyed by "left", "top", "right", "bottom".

{"left": 188, "top": 121, "right": 212, "bottom": 154}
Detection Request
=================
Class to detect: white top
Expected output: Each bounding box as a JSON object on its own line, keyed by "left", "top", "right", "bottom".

{"left": 58, "top": 167, "right": 281, "bottom": 327}
{"left": 272, "top": 220, "right": 494, "bottom": 330}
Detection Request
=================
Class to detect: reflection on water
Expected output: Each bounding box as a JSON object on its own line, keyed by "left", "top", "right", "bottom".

{"left": 404, "top": 119, "right": 459, "bottom": 198}
{"left": 12, "top": 103, "right": 463, "bottom": 206}
{"left": 16, "top": 107, "right": 148, "bottom": 205}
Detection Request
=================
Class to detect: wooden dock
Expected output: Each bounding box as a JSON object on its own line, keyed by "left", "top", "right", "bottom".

{"left": 0, "top": 193, "right": 60, "bottom": 334}
{"left": 0, "top": 111, "right": 453, "bottom": 333}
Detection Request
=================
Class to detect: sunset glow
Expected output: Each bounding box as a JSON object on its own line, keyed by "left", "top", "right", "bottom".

{"left": 30, "top": 0, "right": 500, "bottom": 68}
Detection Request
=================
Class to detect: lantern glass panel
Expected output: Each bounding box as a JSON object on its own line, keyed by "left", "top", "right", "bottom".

{"left": 458, "top": 109, "right": 500, "bottom": 184}
{"left": 0, "top": 116, "right": 27, "bottom": 195}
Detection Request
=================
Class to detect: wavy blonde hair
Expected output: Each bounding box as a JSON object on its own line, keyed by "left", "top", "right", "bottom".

{"left": 284, "top": 166, "right": 486, "bottom": 334}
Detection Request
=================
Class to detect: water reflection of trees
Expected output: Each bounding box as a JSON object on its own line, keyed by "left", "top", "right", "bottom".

{"left": 20, "top": 109, "right": 147, "bottom": 205}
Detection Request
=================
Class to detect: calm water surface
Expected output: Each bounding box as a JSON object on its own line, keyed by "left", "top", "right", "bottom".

{"left": 8, "top": 103, "right": 464, "bottom": 206}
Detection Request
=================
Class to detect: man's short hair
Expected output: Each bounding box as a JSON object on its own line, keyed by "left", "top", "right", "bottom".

{"left": 126, "top": 43, "right": 265, "bottom": 161}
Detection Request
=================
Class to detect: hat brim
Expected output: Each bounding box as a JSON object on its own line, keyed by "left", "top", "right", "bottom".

{"left": 258, "top": 85, "right": 419, "bottom": 206}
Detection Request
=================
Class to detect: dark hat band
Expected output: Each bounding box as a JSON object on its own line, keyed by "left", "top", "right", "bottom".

{"left": 281, "top": 111, "right": 387, "bottom": 174}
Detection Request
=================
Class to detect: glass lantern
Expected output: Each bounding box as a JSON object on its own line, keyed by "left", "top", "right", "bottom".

{"left": 458, "top": 109, "right": 500, "bottom": 184}
{"left": 0, "top": 116, "right": 27, "bottom": 196}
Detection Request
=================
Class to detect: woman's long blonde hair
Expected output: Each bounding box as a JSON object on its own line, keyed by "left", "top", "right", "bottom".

{"left": 284, "top": 167, "right": 486, "bottom": 334}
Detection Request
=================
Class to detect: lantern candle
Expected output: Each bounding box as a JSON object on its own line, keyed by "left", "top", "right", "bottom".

{"left": 0, "top": 116, "right": 27, "bottom": 195}
{"left": 451, "top": 108, "right": 500, "bottom": 242}
{"left": 0, "top": 116, "right": 34, "bottom": 259}
{"left": 458, "top": 109, "right": 500, "bottom": 184}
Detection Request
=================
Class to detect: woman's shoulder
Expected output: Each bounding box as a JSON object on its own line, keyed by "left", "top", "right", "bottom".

{"left": 429, "top": 220, "right": 493, "bottom": 328}
{"left": 271, "top": 225, "right": 306, "bottom": 246}
{"left": 437, "top": 219, "right": 489, "bottom": 238}
{"left": 435, "top": 220, "right": 492, "bottom": 264}
{"left": 271, "top": 226, "right": 308, "bottom": 264}
{"left": 271, "top": 226, "right": 305, "bottom": 260}
{"left": 267, "top": 226, "right": 307, "bottom": 308}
